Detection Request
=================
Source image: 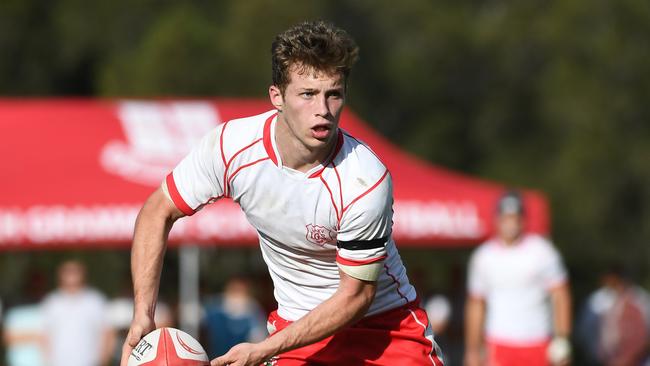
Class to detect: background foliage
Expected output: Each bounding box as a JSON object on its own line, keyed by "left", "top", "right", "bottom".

{"left": 1, "top": 0, "right": 649, "bottom": 360}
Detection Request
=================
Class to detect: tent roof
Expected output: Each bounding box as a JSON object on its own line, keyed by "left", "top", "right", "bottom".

{"left": 0, "top": 99, "right": 549, "bottom": 249}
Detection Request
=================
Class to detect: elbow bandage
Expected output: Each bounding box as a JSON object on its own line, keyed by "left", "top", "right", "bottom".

{"left": 337, "top": 261, "right": 383, "bottom": 281}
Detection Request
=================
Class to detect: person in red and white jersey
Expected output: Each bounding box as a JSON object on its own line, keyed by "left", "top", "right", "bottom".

{"left": 464, "top": 191, "right": 572, "bottom": 366}
{"left": 120, "top": 21, "right": 443, "bottom": 366}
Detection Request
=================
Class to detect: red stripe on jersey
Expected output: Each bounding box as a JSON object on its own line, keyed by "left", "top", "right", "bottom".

{"left": 226, "top": 138, "right": 262, "bottom": 168}
{"left": 319, "top": 175, "right": 340, "bottom": 223}
{"left": 219, "top": 121, "right": 230, "bottom": 166}
{"left": 166, "top": 173, "right": 195, "bottom": 216}
{"left": 333, "top": 164, "right": 344, "bottom": 226}
{"left": 336, "top": 253, "right": 387, "bottom": 266}
{"left": 223, "top": 138, "right": 263, "bottom": 197}
{"left": 384, "top": 263, "right": 409, "bottom": 304}
{"left": 263, "top": 113, "right": 279, "bottom": 165}
{"left": 220, "top": 121, "right": 230, "bottom": 196}
{"left": 227, "top": 157, "right": 271, "bottom": 188}
{"left": 308, "top": 129, "right": 344, "bottom": 179}
{"left": 342, "top": 130, "right": 385, "bottom": 164}
{"left": 343, "top": 169, "right": 389, "bottom": 213}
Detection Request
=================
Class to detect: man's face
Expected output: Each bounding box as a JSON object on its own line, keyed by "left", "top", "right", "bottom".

{"left": 58, "top": 261, "right": 85, "bottom": 291}
{"left": 496, "top": 213, "right": 524, "bottom": 243}
{"left": 270, "top": 65, "right": 346, "bottom": 151}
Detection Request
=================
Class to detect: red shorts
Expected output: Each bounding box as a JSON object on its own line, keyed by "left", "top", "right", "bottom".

{"left": 486, "top": 340, "right": 550, "bottom": 366}
{"left": 266, "top": 301, "right": 444, "bottom": 365}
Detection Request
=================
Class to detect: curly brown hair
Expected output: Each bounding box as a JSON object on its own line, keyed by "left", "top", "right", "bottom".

{"left": 271, "top": 20, "right": 359, "bottom": 93}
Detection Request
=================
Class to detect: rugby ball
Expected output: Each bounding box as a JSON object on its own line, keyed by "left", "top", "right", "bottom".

{"left": 128, "top": 327, "right": 210, "bottom": 366}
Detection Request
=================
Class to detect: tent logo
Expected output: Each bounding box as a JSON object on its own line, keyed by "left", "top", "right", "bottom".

{"left": 305, "top": 224, "right": 336, "bottom": 246}
{"left": 101, "top": 101, "right": 221, "bottom": 186}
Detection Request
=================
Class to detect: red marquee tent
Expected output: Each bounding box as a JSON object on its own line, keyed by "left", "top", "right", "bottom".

{"left": 0, "top": 99, "right": 549, "bottom": 250}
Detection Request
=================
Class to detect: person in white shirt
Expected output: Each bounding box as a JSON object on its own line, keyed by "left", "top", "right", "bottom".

{"left": 42, "top": 260, "right": 116, "bottom": 366}
{"left": 120, "top": 20, "right": 443, "bottom": 366}
{"left": 464, "top": 191, "right": 572, "bottom": 366}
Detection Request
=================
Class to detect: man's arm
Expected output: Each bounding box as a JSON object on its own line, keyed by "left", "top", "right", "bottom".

{"left": 119, "top": 188, "right": 185, "bottom": 366}
{"left": 550, "top": 283, "right": 571, "bottom": 339}
{"left": 464, "top": 295, "right": 486, "bottom": 366}
{"left": 548, "top": 283, "right": 572, "bottom": 365}
{"left": 212, "top": 268, "right": 377, "bottom": 366}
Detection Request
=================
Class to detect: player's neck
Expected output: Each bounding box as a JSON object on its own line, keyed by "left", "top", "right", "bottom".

{"left": 275, "top": 118, "right": 338, "bottom": 172}
{"left": 500, "top": 233, "right": 524, "bottom": 246}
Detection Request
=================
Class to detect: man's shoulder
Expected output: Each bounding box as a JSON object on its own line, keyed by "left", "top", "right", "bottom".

{"left": 471, "top": 240, "right": 498, "bottom": 260}
{"left": 331, "top": 130, "right": 390, "bottom": 206}
{"left": 81, "top": 287, "right": 107, "bottom": 302}
{"left": 335, "top": 129, "right": 388, "bottom": 181}
{"left": 223, "top": 109, "right": 275, "bottom": 131}
{"left": 220, "top": 110, "right": 275, "bottom": 156}
{"left": 521, "top": 234, "right": 558, "bottom": 254}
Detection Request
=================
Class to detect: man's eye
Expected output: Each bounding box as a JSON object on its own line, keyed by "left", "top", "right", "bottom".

{"left": 301, "top": 92, "right": 314, "bottom": 98}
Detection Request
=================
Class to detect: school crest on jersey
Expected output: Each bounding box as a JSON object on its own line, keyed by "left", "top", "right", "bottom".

{"left": 306, "top": 224, "right": 337, "bottom": 246}
{"left": 100, "top": 101, "right": 221, "bottom": 186}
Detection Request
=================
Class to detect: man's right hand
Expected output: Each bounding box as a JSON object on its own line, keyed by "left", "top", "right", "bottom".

{"left": 120, "top": 314, "right": 156, "bottom": 366}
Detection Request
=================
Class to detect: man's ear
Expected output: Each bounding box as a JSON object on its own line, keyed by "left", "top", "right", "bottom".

{"left": 269, "top": 85, "right": 284, "bottom": 112}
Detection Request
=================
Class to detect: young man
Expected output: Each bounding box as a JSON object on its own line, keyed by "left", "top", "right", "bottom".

{"left": 464, "top": 192, "right": 572, "bottom": 366}
{"left": 120, "top": 21, "right": 443, "bottom": 366}
{"left": 43, "top": 260, "right": 116, "bottom": 366}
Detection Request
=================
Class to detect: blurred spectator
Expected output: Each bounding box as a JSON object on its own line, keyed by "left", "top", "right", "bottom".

{"left": 3, "top": 270, "right": 48, "bottom": 366}
{"left": 425, "top": 293, "right": 452, "bottom": 336}
{"left": 578, "top": 267, "right": 650, "bottom": 366}
{"left": 202, "top": 276, "right": 266, "bottom": 358}
{"left": 41, "top": 260, "right": 115, "bottom": 366}
{"left": 577, "top": 279, "right": 616, "bottom": 366}
{"left": 464, "top": 191, "right": 572, "bottom": 366}
{"left": 3, "top": 304, "right": 44, "bottom": 366}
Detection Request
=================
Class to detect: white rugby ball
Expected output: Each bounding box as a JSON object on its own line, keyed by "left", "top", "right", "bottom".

{"left": 128, "top": 327, "right": 210, "bottom": 366}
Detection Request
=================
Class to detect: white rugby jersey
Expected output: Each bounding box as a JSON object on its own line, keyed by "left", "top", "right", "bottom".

{"left": 166, "top": 110, "right": 416, "bottom": 321}
{"left": 467, "top": 234, "right": 567, "bottom": 345}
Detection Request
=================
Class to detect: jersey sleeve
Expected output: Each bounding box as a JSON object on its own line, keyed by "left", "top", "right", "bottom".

{"left": 163, "top": 125, "right": 226, "bottom": 216}
{"left": 467, "top": 248, "right": 488, "bottom": 298}
{"left": 336, "top": 171, "right": 392, "bottom": 281}
{"left": 540, "top": 241, "right": 568, "bottom": 289}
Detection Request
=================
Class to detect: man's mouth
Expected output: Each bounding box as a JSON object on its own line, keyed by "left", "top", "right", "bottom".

{"left": 311, "top": 125, "right": 332, "bottom": 139}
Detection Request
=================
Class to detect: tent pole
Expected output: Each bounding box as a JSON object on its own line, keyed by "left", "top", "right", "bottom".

{"left": 179, "top": 244, "right": 201, "bottom": 337}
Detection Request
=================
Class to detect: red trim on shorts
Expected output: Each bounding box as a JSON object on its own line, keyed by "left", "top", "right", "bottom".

{"left": 408, "top": 308, "right": 445, "bottom": 366}
{"left": 308, "top": 129, "right": 344, "bottom": 178}
{"left": 165, "top": 173, "right": 195, "bottom": 216}
{"left": 384, "top": 263, "right": 409, "bottom": 303}
{"left": 486, "top": 336, "right": 552, "bottom": 348}
{"left": 227, "top": 157, "right": 271, "bottom": 188}
{"left": 263, "top": 113, "right": 279, "bottom": 165}
{"left": 487, "top": 339, "right": 550, "bottom": 366}
{"left": 342, "top": 169, "right": 389, "bottom": 213}
{"left": 267, "top": 300, "right": 444, "bottom": 365}
{"left": 319, "top": 175, "right": 340, "bottom": 223}
{"left": 336, "top": 253, "right": 387, "bottom": 266}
